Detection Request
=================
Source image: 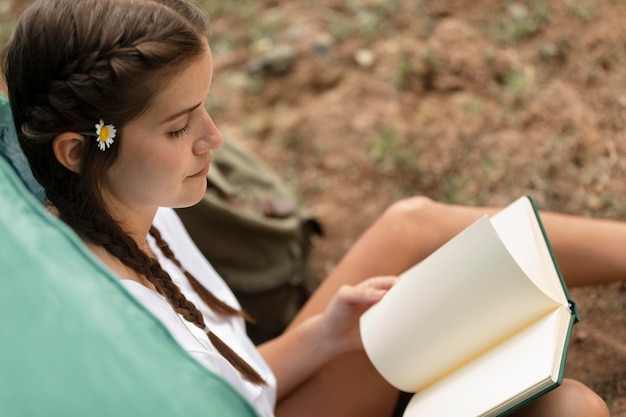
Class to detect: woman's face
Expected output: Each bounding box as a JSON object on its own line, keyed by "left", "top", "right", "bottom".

{"left": 100, "top": 44, "right": 221, "bottom": 220}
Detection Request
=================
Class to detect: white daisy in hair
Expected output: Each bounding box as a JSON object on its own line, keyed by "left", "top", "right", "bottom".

{"left": 95, "top": 119, "right": 116, "bottom": 151}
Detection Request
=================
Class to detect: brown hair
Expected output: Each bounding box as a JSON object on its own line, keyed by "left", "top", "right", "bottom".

{"left": 2, "top": 0, "right": 264, "bottom": 385}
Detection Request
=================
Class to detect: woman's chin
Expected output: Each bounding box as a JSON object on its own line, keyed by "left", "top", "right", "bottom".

{"left": 180, "top": 188, "right": 208, "bottom": 209}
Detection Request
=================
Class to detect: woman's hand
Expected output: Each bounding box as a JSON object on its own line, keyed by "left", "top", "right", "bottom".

{"left": 320, "top": 276, "right": 398, "bottom": 356}
{"left": 259, "top": 275, "right": 398, "bottom": 399}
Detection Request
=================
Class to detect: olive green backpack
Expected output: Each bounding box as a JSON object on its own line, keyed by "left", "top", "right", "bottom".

{"left": 175, "top": 138, "right": 322, "bottom": 345}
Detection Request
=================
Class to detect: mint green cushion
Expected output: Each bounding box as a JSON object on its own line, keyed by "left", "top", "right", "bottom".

{"left": 0, "top": 95, "right": 45, "bottom": 201}
{"left": 0, "top": 153, "right": 257, "bottom": 415}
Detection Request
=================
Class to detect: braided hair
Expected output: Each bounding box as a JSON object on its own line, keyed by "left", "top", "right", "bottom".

{"left": 2, "top": 0, "right": 264, "bottom": 385}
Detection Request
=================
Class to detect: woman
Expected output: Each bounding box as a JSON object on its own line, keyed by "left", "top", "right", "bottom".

{"left": 2, "top": 0, "right": 618, "bottom": 415}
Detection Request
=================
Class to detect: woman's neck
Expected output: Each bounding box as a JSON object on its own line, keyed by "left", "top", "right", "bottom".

{"left": 84, "top": 239, "right": 158, "bottom": 291}
{"left": 101, "top": 192, "right": 159, "bottom": 245}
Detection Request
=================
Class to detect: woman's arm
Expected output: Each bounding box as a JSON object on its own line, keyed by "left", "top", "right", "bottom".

{"left": 258, "top": 277, "right": 397, "bottom": 400}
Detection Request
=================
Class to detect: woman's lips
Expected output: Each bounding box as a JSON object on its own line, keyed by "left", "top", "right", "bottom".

{"left": 190, "top": 162, "right": 210, "bottom": 178}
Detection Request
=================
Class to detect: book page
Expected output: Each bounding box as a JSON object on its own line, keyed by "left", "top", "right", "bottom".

{"left": 402, "top": 307, "right": 571, "bottom": 417}
{"left": 490, "top": 197, "right": 567, "bottom": 304}
{"left": 360, "top": 216, "right": 561, "bottom": 392}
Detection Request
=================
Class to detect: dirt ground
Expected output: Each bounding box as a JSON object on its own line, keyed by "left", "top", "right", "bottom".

{"left": 2, "top": 0, "right": 625, "bottom": 415}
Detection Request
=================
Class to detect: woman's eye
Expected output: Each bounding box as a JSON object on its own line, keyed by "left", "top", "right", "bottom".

{"left": 168, "top": 124, "right": 191, "bottom": 138}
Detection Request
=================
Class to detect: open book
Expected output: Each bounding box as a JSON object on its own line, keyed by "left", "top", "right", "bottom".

{"left": 360, "top": 196, "right": 578, "bottom": 417}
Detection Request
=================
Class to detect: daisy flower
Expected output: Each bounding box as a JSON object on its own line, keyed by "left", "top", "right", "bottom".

{"left": 95, "top": 120, "right": 116, "bottom": 151}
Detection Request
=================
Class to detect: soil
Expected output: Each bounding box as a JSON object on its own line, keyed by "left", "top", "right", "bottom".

{"left": 2, "top": 0, "right": 625, "bottom": 415}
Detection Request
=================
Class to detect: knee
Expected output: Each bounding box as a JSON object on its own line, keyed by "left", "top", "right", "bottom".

{"left": 379, "top": 196, "right": 438, "bottom": 229}
{"left": 514, "top": 379, "right": 610, "bottom": 417}
{"left": 378, "top": 196, "right": 456, "bottom": 244}
{"left": 556, "top": 379, "right": 610, "bottom": 417}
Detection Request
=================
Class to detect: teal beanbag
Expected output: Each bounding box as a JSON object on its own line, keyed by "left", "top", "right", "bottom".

{"left": 0, "top": 95, "right": 45, "bottom": 201}
{"left": 0, "top": 101, "right": 257, "bottom": 416}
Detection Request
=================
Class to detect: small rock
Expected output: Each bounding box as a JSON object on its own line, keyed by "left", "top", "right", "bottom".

{"left": 247, "top": 43, "right": 297, "bottom": 76}
{"left": 354, "top": 48, "right": 375, "bottom": 68}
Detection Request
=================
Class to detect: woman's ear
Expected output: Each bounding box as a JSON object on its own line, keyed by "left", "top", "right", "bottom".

{"left": 53, "top": 133, "right": 86, "bottom": 174}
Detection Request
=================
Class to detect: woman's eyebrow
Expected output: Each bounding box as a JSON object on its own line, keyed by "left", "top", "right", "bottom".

{"left": 161, "top": 102, "right": 202, "bottom": 124}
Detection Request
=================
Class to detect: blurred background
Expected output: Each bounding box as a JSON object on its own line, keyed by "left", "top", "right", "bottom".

{"left": 2, "top": 0, "right": 624, "bottom": 414}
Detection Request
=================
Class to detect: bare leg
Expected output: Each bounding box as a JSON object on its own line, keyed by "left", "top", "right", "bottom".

{"left": 275, "top": 353, "right": 399, "bottom": 417}
{"left": 510, "top": 379, "right": 610, "bottom": 417}
{"left": 277, "top": 196, "right": 625, "bottom": 416}
{"left": 297, "top": 196, "right": 626, "bottom": 321}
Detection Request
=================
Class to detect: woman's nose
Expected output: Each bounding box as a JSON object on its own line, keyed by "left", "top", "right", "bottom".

{"left": 193, "top": 113, "right": 223, "bottom": 154}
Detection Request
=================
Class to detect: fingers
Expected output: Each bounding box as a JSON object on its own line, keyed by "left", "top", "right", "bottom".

{"left": 358, "top": 276, "right": 399, "bottom": 291}
{"left": 338, "top": 276, "right": 399, "bottom": 304}
{"left": 320, "top": 276, "right": 400, "bottom": 354}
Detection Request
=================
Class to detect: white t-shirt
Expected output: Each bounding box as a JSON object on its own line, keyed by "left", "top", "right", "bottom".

{"left": 120, "top": 207, "right": 277, "bottom": 417}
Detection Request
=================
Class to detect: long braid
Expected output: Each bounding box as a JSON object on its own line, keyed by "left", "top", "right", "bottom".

{"left": 61, "top": 193, "right": 265, "bottom": 385}
{"left": 149, "top": 227, "right": 254, "bottom": 322}
{"left": 142, "top": 231, "right": 266, "bottom": 385}
{"left": 149, "top": 227, "right": 264, "bottom": 383}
